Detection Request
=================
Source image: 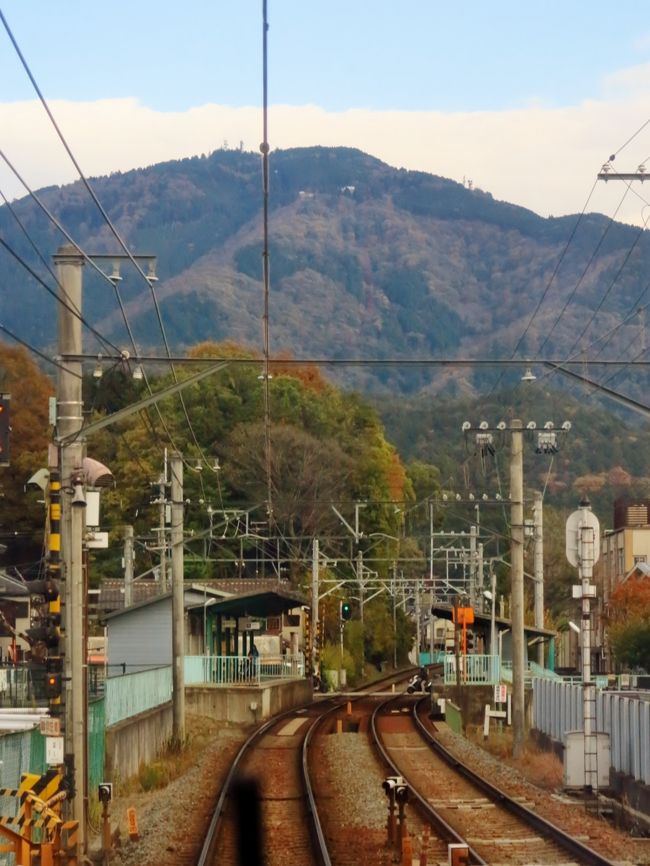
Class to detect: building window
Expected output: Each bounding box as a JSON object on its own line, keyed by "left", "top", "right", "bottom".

{"left": 634, "top": 555, "right": 647, "bottom": 565}
{"left": 617, "top": 548, "right": 625, "bottom": 575}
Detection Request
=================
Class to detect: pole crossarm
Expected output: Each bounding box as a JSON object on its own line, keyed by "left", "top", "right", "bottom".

{"left": 58, "top": 360, "right": 230, "bottom": 443}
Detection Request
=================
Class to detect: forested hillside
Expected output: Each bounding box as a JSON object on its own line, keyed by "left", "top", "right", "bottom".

{"left": 2, "top": 146, "right": 650, "bottom": 396}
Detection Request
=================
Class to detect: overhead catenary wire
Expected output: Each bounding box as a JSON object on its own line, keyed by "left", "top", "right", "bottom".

{"left": 0, "top": 321, "right": 82, "bottom": 378}
{"left": 0, "top": 231, "right": 121, "bottom": 358}
{"left": 487, "top": 177, "right": 600, "bottom": 397}
{"left": 0, "top": 11, "right": 211, "bottom": 493}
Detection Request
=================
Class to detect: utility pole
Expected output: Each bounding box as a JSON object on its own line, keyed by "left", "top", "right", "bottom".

{"left": 157, "top": 456, "right": 168, "bottom": 592}
{"left": 510, "top": 419, "right": 525, "bottom": 759}
{"left": 461, "top": 418, "right": 571, "bottom": 757}
{"left": 170, "top": 453, "right": 185, "bottom": 746}
{"left": 124, "top": 526, "right": 134, "bottom": 608}
{"left": 533, "top": 491, "right": 544, "bottom": 665}
{"left": 54, "top": 243, "right": 86, "bottom": 848}
{"left": 312, "top": 539, "right": 319, "bottom": 678}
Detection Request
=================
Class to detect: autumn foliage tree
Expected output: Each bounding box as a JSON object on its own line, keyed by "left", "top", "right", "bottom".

{"left": 607, "top": 576, "right": 650, "bottom": 672}
{"left": 0, "top": 344, "right": 54, "bottom": 569}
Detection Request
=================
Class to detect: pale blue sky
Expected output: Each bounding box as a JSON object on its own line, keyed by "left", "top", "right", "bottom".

{"left": 1, "top": 1, "right": 647, "bottom": 111}
{"left": 2, "top": 1, "right": 650, "bottom": 222}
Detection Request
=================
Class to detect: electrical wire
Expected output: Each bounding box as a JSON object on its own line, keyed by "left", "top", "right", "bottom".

{"left": 536, "top": 183, "right": 633, "bottom": 358}
{"left": 0, "top": 230, "right": 121, "bottom": 356}
{"left": 0, "top": 321, "right": 82, "bottom": 378}
{"left": 0, "top": 188, "right": 119, "bottom": 356}
{"left": 0, "top": 14, "right": 211, "bottom": 492}
{"left": 487, "top": 177, "right": 599, "bottom": 396}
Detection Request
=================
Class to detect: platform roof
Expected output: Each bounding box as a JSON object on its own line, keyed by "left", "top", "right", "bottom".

{"left": 431, "top": 603, "right": 555, "bottom": 639}
{"left": 188, "top": 588, "right": 306, "bottom": 618}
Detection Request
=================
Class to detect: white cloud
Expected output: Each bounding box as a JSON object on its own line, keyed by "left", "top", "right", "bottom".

{"left": 2, "top": 94, "right": 650, "bottom": 227}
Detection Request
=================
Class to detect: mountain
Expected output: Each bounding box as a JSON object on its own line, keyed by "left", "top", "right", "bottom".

{"left": 2, "top": 145, "right": 650, "bottom": 394}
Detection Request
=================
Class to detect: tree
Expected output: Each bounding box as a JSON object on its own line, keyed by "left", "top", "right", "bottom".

{"left": 0, "top": 344, "right": 54, "bottom": 569}
{"left": 607, "top": 576, "right": 650, "bottom": 672}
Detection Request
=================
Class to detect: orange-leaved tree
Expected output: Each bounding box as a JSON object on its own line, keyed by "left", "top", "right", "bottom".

{"left": 606, "top": 576, "right": 650, "bottom": 672}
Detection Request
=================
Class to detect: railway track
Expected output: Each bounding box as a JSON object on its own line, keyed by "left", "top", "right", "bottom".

{"left": 370, "top": 693, "right": 620, "bottom": 866}
{"left": 193, "top": 671, "right": 623, "bottom": 866}
{"left": 196, "top": 669, "right": 419, "bottom": 866}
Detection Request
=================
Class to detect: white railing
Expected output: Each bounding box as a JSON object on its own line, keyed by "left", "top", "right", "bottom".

{"left": 443, "top": 654, "right": 500, "bottom": 685}
{"left": 184, "top": 654, "right": 305, "bottom": 686}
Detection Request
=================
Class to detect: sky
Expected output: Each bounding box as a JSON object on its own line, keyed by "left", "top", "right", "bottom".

{"left": 2, "top": 1, "right": 650, "bottom": 226}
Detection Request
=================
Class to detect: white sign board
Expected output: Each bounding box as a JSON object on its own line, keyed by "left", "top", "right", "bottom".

{"left": 46, "top": 736, "right": 64, "bottom": 765}
{"left": 494, "top": 684, "right": 508, "bottom": 704}
{"left": 566, "top": 508, "right": 600, "bottom": 568}
{"left": 86, "top": 531, "right": 109, "bottom": 549}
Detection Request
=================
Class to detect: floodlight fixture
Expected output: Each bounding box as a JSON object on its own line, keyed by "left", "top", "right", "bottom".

{"left": 521, "top": 367, "right": 536, "bottom": 382}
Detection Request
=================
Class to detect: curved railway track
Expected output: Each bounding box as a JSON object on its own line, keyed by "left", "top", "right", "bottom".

{"left": 370, "top": 693, "right": 620, "bottom": 866}
{"left": 192, "top": 673, "right": 623, "bottom": 866}
{"left": 196, "top": 669, "right": 419, "bottom": 866}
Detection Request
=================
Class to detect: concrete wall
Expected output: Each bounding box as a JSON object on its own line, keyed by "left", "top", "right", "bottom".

{"left": 105, "top": 703, "right": 173, "bottom": 782}
{"left": 104, "top": 680, "right": 313, "bottom": 783}
{"left": 186, "top": 679, "right": 313, "bottom": 723}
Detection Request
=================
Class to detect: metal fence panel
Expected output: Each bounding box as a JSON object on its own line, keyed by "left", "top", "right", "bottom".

{"left": 104, "top": 666, "right": 172, "bottom": 726}
{"left": 639, "top": 701, "right": 650, "bottom": 785}
{"left": 88, "top": 698, "right": 105, "bottom": 793}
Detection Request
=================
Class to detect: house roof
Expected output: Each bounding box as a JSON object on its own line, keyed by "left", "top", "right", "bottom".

{"left": 622, "top": 561, "right": 650, "bottom": 582}
{"left": 101, "top": 584, "right": 231, "bottom": 621}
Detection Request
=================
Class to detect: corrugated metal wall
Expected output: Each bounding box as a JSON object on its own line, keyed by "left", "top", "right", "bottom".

{"left": 533, "top": 678, "right": 650, "bottom": 785}
{"left": 107, "top": 599, "right": 173, "bottom": 672}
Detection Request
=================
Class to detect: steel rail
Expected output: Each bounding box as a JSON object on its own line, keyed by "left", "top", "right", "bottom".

{"left": 411, "top": 698, "right": 619, "bottom": 866}
{"left": 370, "top": 693, "right": 487, "bottom": 865}
{"left": 196, "top": 668, "right": 418, "bottom": 866}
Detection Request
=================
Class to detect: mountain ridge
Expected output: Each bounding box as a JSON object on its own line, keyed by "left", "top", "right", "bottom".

{"left": 2, "top": 145, "right": 648, "bottom": 395}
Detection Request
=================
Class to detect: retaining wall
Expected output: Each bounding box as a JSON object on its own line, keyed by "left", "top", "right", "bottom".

{"left": 186, "top": 678, "right": 313, "bottom": 723}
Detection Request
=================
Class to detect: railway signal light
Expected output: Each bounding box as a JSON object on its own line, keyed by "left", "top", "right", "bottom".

{"left": 98, "top": 782, "right": 112, "bottom": 803}
{"left": 45, "top": 657, "right": 63, "bottom": 700}
{"left": 26, "top": 620, "right": 60, "bottom": 648}
{"left": 340, "top": 600, "right": 352, "bottom": 622}
{"left": 45, "top": 671, "right": 62, "bottom": 699}
{"left": 382, "top": 775, "right": 406, "bottom": 799}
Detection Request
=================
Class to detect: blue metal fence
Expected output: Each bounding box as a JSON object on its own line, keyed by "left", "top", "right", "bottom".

{"left": 184, "top": 654, "right": 304, "bottom": 686}
{"left": 443, "top": 654, "right": 500, "bottom": 685}
{"left": 533, "top": 678, "right": 650, "bottom": 786}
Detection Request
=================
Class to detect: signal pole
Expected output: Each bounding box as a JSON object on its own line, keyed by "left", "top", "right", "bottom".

{"left": 533, "top": 491, "right": 545, "bottom": 665}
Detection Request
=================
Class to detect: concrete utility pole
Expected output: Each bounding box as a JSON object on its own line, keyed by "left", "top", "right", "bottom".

{"left": 158, "top": 457, "right": 168, "bottom": 592}
{"left": 533, "top": 491, "right": 545, "bottom": 665}
{"left": 510, "top": 419, "right": 526, "bottom": 759}
{"left": 54, "top": 244, "right": 86, "bottom": 847}
{"left": 170, "top": 453, "right": 185, "bottom": 746}
{"left": 123, "top": 526, "right": 134, "bottom": 608}
{"left": 311, "top": 538, "right": 319, "bottom": 677}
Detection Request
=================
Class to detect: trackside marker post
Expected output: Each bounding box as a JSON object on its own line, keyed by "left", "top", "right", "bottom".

{"left": 126, "top": 807, "right": 139, "bottom": 841}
